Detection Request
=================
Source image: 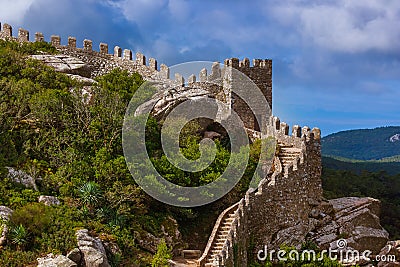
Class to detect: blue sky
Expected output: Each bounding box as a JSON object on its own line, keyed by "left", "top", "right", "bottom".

{"left": 1, "top": 0, "right": 400, "bottom": 136}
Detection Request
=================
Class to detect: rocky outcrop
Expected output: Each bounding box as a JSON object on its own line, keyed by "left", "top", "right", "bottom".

{"left": 37, "top": 253, "right": 77, "bottom": 267}
{"left": 0, "top": 206, "right": 13, "bottom": 246}
{"left": 76, "top": 229, "right": 110, "bottom": 267}
{"left": 136, "top": 216, "right": 183, "bottom": 255}
{"left": 135, "top": 86, "right": 211, "bottom": 119}
{"left": 376, "top": 240, "right": 400, "bottom": 266}
{"left": 6, "top": 167, "right": 38, "bottom": 190}
{"left": 136, "top": 231, "right": 160, "bottom": 254}
{"left": 31, "top": 55, "right": 91, "bottom": 77}
{"left": 66, "top": 74, "right": 96, "bottom": 85}
{"left": 310, "top": 197, "right": 389, "bottom": 254}
{"left": 66, "top": 248, "right": 82, "bottom": 265}
{"left": 204, "top": 131, "right": 221, "bottom": 139}
{"left": 39, "top": 195, "right": 61, "bottom": 206}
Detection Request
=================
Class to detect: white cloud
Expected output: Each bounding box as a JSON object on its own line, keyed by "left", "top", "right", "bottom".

{"left": 168, "top": 0, "right": 190, "bottom": 22}
{"left": 106, "top": 0, "right": 167, "bottom": 26}
{"left": 270, "top": 0, "right": 400, "bottom": 53}
{"left": 0, "top": 0, "right": 36, "bottom": 25}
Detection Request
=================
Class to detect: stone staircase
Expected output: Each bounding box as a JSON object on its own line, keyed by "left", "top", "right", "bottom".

{"left": 196, "top": 142, "right": 303, "bottom": 267}
{"left": 204, "top": 212, "right": 236, "bottom": 266}
{"left": 277, "top": 142, "right": 301, "bottom": 168}
{"left": 196, "top": 202, "right": 240, "bottom": 267}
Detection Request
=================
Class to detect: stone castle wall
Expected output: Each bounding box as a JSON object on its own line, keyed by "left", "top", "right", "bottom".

{"left": 0, "top": 22, "right": 273, "bottom": 131}
{"left": 199, "top": 117, "right": 322, "bottom": 266}
{"left": 1, "top": 22, "right": 325, "bottom": 267}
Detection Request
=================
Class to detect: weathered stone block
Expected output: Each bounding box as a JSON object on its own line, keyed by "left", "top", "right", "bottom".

{"left": 51, "top": 35, "right": 61, "bottom": 47}
{"left": 136, "top": 52, "right": 146, "bottom": 65}
{"left": 160, "top": 64, "right": 169, "bottom": 79}
{"left": 3, "top": 23, "right": 12, "bottom": 37}
{"left": 149, "top": 58, "right": 157, "bottom": 70}
{"left": 123, "top": 49, "right": 132, "bottom": 60}
{"left": 99, "top": 43, "right": 108, "bottom": 54}
{"left": 18, "top": 28, "right": 29, "bottom": 42}
{"left": 114, "top": 46, "right": 122, "bottom": 57}
{"left": 35, "top": 32, "right": 44, "bottom": 42}
{"left": 199, "top": 68, "right": 207, "bottom": 82}
{"left": 83, "top": 39, "right": 92, "bottom": 51}
{"left": 68, "top": 37, "right": 76, "bottom": 48}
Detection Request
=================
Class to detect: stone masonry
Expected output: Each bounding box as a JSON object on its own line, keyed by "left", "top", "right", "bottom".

{"left": 0, "top": 22, "right": 391, "bottom": 267}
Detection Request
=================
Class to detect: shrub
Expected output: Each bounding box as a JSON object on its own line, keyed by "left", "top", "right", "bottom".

{"left": 151, "top": 239, "right": 172, "bottom": 267}
{"left": 79, "top": 181, "right": 104, "bottom": 210}
{"left": 9, "top": 224, "right": 30, "bottom": 251}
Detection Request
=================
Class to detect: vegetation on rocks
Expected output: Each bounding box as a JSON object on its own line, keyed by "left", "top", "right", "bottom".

{"left": 0, "top": 40, "right": 263, "bottom": 265}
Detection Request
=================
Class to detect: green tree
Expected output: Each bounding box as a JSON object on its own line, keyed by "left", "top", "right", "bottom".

{"left": 151, "top": 239, "right": 172, "bottom": 267}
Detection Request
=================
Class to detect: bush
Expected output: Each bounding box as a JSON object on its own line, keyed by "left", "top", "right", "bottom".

{"left": 9, "top": 224, "right": 30, "bottom": 251}
{"left": 9, "top": 203, "right": 84, "bottom": 254}
{"left": 151, "top": 239, "right": 172, "bottom": 267}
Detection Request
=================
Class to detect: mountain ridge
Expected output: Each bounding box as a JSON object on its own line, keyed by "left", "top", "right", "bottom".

{"left": 322, "top": 126, "right": 400, "bottom": 160}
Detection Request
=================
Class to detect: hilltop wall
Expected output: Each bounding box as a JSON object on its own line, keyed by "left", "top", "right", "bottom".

{"left": 0, "top": 23, "right": 273, "bottom": 131}
{"left": 199, "top": 118, "right": 322, "bottom": 266}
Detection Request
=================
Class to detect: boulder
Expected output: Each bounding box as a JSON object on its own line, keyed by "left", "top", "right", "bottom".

{"left": 135, "top": 86, "right": 212, "bottom": 120}
{"left": 76, "top": 229, "right": 110, "bottom": 267}
{"left": 376, "top": 240, "right": 400, "bottom": 267}
{"left": 204, "top": 131, "right": 221, "bottom": 139}
{"left": 37, "top": 253, "right": 77, "bottom": 267}
{"left": 136, "top": 216, "right": 184, "bottom": 255}
{"left": 6, "top": 167, "right": 38, "bottom": 190}
{"left": 66, "top": 74, "right": 96, "bottom": 85}
{"left": 0, "top": 206, "right": 13, "bottom": 220}
{"left": 39, "top": 196, "right": 61, "bottom": 206}
{"left": 136, "top": 231, "right": 160, "bottom": 254}
{"left": 66, "top": 248, "right": 82, "bottom": 265}
{"left": 0, "top": 206, "right": 13, "bottom": 246}
{"left": 31, "top": 55, "right": 91, "bottom": 77}
{"left": 310, "top": 197, "right": 389, "bottom": 255}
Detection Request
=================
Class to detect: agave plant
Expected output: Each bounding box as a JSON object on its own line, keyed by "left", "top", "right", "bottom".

{"left": 9, "top": 224, "right": 29, "bottom": 250}
{"left": 79, "top": 181, "right": 103, "bottom": 210}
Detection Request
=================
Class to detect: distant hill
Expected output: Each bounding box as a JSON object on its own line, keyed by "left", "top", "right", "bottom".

{"left": 322, "top": 156, "right": 400, "bottom": 175}
{"left": 322, "top": 126, "right": 400, "bottom": 160}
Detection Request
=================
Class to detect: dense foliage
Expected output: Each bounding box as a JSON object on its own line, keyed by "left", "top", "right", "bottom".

{"left": 322, "top": 156, "right": 400, "bottom": 175}
{"left": 322, "top": 127, "right": 400, "bottom": 160}
{"left": 0, "top": 40, "right": 265, "bottom": 265}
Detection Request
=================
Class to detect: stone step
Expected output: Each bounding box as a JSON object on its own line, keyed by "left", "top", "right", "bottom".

{"left": 280, "top": 158, "right": 296, "bottom": 162}
{"left": 279, "top": 151, "right": 300, "bottom": 155}
{"left": 182, "top": 250, "right": 202, "bottom": 259}
{"left": 280, "top": 156, "right": 296, "bottom": 160}
{"left": 279, "top": 153, "right": 299, "bottom": 156}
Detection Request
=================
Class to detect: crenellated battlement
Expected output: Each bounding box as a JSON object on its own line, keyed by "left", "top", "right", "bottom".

{"left": 198, "top": 115, "right": 322, "bottom": 266}
{"left": 0, "top": 23, "right": 273, "bottom": 121}
{"left": 1, "top": 22, "right": 325, "bottom": 267}
{"left": 224, "top": 57, "right": 272, "bottom": 69}
{"left": 0, "top": 22, "right": 170, "bottom": 80}
{"left": 267, "top": 116, "right": 321, "bottom": 143}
